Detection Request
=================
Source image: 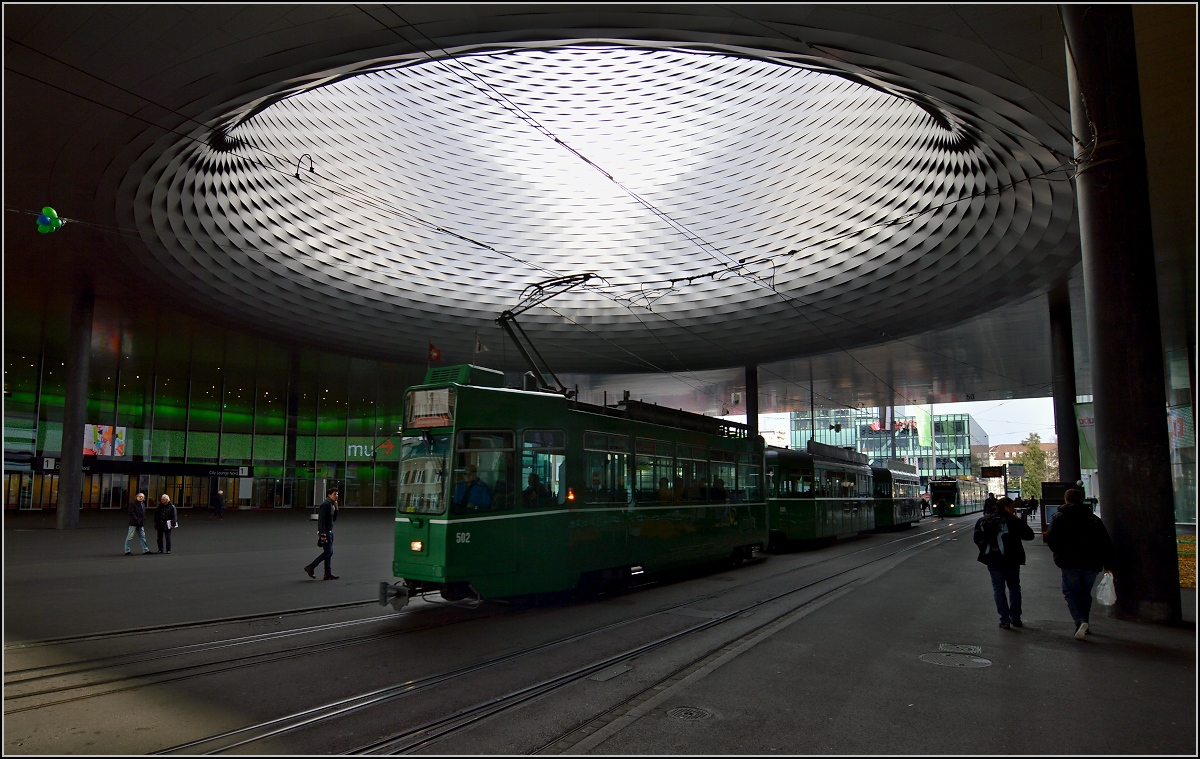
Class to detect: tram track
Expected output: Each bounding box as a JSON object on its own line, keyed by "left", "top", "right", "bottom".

{"left": 149, "top": 521, "right": 954, "bottom": 754}
{"left": 2, "top": 599, "right": 381, "bottom": 650}
{"left": 1, "top": 606, "right": 502, "bottom": 715}
{"left": 6, "top": 520, "right": 953, "bottom": 695}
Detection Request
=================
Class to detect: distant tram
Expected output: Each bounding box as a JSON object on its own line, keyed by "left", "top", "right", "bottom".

{"left": 870, "top": 460, "right": 922, "bottom": 530}
{"left": 765, "top": 442, "right": 875, "bottom": 548}
{"left": 928, "top": 476, "right": 988, "bottom": 517}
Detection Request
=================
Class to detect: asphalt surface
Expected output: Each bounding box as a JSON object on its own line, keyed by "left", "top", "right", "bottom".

{"left": 3, "top": 508, "right": 1196, "bottom": 755}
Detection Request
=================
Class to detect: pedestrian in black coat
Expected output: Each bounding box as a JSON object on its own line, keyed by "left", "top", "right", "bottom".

{"left": 154, "top": 494, "right": 178, "bottom": 554}
{"left": 124, "top": 492, "right": 151, "bottom": 555}
{"left": 210, "top": 487, "right": 225, "bottom": 520}
{"left": 974, "top": 497, "right": 1035, "bottom": 629}
{"left": 1045, "top": 489, "right": 1115, "bottom": 640}
{"left": 305, "top": 486, "right": 340, "bottom": 580}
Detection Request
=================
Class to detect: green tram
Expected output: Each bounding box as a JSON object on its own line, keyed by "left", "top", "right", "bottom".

{"left": 381, "top": 365, "right": 768, "bottom": 608}
{"left": 870, "top": 460, "right": 922, "bottom": 530}
{"left": 929, "top": 476, "right": 988, "bottom": 517}
{"left": 764, "top": 441, "right": 875, "bottom": 548}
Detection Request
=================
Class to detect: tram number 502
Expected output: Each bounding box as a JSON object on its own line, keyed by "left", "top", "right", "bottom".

{"left": 455, "top": 532, "right": 471, "bottom": 544}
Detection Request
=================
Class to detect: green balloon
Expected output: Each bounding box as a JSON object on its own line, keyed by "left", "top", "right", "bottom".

{"left": 41, "top": 206, "right": 58, "bottom": 218}
{"left": 37, "top": 225, "right": 53, "bottom": 234}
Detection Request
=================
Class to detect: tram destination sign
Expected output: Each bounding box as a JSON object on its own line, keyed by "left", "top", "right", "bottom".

{"left": 37, "top": 459, "right": 251, "bottom": 478}
{"left": 980, "top": 465, "right": 1006, "bottom": 478}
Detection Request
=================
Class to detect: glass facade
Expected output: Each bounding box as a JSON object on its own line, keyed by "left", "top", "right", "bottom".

{"left": 3, "top": 296, "right": 425, "bottom": 511}
{"left": 789, "top": 408, "right": 990, "bottom": 488}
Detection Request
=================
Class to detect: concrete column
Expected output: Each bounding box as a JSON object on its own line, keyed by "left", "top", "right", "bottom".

{"left": 1049, "top": 283, "right": 1082, "bottom": 484}
{"left": 745, "top": 364, "right": 759, "bottom": 438}
{"left": 1063, "top": 4, "right": 1181, "bottom": 624}
{"left": 56, "top": 287, "right": 94, "bottom": 529}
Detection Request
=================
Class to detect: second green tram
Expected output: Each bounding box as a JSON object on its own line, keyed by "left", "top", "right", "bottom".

{"left": 765, "top": 442, "right": 875, "bottom": 548}
{"left": 929, "top": 476, "right": 988, "bottom": 517}
{"left": 870, "top": 461, "right": 922, "bottom": 529}
{"left": 381, "top": 365, "right": 768, "bottom": 608}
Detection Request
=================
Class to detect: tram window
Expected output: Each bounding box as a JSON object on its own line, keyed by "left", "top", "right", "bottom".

{"left": 584, "top": 431, "right": 631, "bottom": 505}
{"left": 737, "top": 462, "right": 761, "bottom": 502}
{"left": 635, "top": 438, "right": 674, "bottom": 504}
{"left": 452, "top": 431, "right": 515, "bottom": 513}
{"left": 676, "top": 456, "right": 708, "bottom": 501}
{"left": 521, "top": 430, "right": 566, "bottom": 509}
{"left": 710, "top": 462, "right": 735, "bottom": 503}
{"left": 398, "top": 434, "right": 450, "bottom": 514}
{"left": 874, "top": 476, "right": 890, "bottom": 498}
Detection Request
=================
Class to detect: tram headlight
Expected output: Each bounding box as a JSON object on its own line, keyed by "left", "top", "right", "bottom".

{"left": 567, "top": 487, "right": 576, "bottom": 501}
{"left": 410, "top": 540, "right": 424, "bottom": 552}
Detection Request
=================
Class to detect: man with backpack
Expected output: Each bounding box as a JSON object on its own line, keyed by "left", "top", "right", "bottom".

{"left": 974, "top": 496, "right": 1035, "bottom": 629}
{"left": 1045, "top": 488, "right": 1115, "bottom": 640}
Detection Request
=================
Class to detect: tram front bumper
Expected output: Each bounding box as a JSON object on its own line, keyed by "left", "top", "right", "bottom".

{"left": 379, "top": 581, "right": 411, "bottom": 611}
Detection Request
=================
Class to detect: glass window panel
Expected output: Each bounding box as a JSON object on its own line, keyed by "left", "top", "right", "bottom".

{"left": 221, "top": 433, "right": 253, "bottom": 463}
{"left": 635, "top": 453, "right": 674, "bottom": 503}
{"left": 584, "top": 432, "right": 607, "bottom": 450}
{"left": 710, "top": 462, "right": 735, "bottom": 501}
{"left": 451, "top": 434, "right": 515, "bottom": 514}
{"left": 584, "top": 450, "right": 630, "bottom": 504}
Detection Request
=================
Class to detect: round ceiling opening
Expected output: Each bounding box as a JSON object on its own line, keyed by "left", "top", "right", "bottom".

{"left": 143, "top": 44, "right": 1060, "bottom": 371}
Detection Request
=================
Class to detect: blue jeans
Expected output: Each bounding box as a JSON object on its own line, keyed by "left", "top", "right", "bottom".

{"left": 1061, "top": 568, "right": 1100, "bottom": 626}
{"left": 307, "top": 531, "right": 334, "bottom": 576}
{"left": 988, "top": 565, "right": 1022, "bottom": 624}
{"left": 124, "top": 526, "right": 149, "bottom": 554}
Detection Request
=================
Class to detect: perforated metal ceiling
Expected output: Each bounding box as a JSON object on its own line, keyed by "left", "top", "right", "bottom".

{"left": 136, "top": 41, "right": 1078, "bottom": 373}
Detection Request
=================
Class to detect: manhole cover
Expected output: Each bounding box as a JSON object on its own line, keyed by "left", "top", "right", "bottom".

{"left": 939, "top": 643, "right": 982, "bottom": 654}
{"left": 668, "top": 707, "right": 712, "bottom": 720}
{"left": 919, "top": 652, "right": 992, "bottom": 668}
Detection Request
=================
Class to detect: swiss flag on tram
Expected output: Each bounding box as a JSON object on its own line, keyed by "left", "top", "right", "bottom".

{"left": 428, "top": 342, "right": 442, "bottom": 362}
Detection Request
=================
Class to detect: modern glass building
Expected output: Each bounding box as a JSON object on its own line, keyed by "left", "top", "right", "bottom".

{"left": 789, "top": 408, "right": 990, "bottom": 487}
{"left": 3, "top": 296, "right": 426, "bottom": 512}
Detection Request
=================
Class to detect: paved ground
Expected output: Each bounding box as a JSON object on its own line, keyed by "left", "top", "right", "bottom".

{"left": 3, "top": 509, "right": 1196, "bottom": 754}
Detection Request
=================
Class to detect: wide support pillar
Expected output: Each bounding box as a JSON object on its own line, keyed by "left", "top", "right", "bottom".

{"left": 56, "top": 287, "right": 94, "bottom": 529}
{"left": 1062, "top": 4, "right": 1181, "bottom": 624}
{"left": 745, "top": 364, "right": 759, "bottom": 438}
{"left": 1049, "top": 283, "right": 1082, "bottom": 484}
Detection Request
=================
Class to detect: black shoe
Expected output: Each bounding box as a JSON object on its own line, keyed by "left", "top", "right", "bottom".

{"left": 1011, "top": 619, "right": 1023, "bottom": 628}
{"left": 125, "top": 552, "right": 132, "bottom": 556}
{"left": 305, "top": 566, "right": 316, "bottom": 579}
{"left": 323, "top": 574, "right": 339, "bottom": 580}
{"left": 999, "top": 622, "right": 1011, "bottom": 629}
{"left": 157, "top": 550, "right": 163, "bottom": 554}
{"left": 166, "top": 550, "right": 171, "bottom": 554}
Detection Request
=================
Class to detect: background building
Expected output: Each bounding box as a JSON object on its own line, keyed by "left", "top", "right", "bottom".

{"left": 789, "top": 409, "right": 989, "bottom": 488}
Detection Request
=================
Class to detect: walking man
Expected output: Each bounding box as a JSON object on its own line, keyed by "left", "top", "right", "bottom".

{"left": 124, "top": 491, "right": 151, "bottom": 555}
{"left": 1045, "top": 488, "right": 1114, "bottom": 640}
{"left": 210, "top": 487, "right": 225, "bottom": 520}
{"left": 305, "top": 485, "right": 340, "bottom": 580}
{"left": 974, "top": 496, "right": 1035, "bottom": 629}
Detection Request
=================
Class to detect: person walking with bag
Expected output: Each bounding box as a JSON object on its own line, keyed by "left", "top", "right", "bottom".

{"left": 973, "top": 496, "right": 1035, "bottom": 629}
{"left": 154, "top": 493, "right": 178, "bottom": 554}
{"left": 124, "top": 491, "right": 152, "bottom": 555}
{"left": 305, "top": 485, "right": 339, "bottom": 580}
{"left": 1045, "top": 488, "right": 1115, "bottom": 640}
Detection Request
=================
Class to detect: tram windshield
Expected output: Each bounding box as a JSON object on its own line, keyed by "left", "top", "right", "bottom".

{"left": 398, "top": 434, "right": 450, "bottom": 514}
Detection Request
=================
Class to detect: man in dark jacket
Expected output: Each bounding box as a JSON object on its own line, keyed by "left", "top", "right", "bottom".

{"left": 210, "top": 487, "right": 224, "bottom": 520}
{"left": 305, "top": 485, "right": 340, "bottom": 580}
{"left": 983, "top": 492, "right": 998, "bottom": 515}
{"left": 974, "top": 496, "right": 1035, "bottom": 629}
{"left": 1045, "top": 488, "right": 1114, "bottom": 640}
{"left": 124, "top": 491, "right": 151, "bottom": 555}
